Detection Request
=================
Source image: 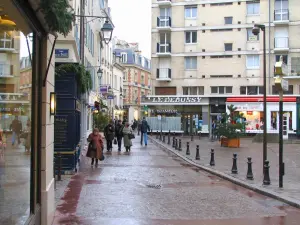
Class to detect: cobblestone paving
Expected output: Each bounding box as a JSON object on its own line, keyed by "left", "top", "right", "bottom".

{"left": 153, "top": 134, "right": 300, "bottom": 203}
{"left": 53, "top": 136, "right": 300, "bottom": 225}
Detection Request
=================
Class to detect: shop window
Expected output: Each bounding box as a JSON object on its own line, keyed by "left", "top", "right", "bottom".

{"left": 243, "top": 111, "right": 264, "bottom": 131}
{"left": 272, "top": 85, "right": 293, "bottom": 95}
{"left": 271, "top": 111, "right": 293, "bottom": 130}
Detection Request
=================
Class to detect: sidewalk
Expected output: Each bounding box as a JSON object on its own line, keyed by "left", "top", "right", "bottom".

{"left": 150, "top": 135, "right": 300, "bottom": 206}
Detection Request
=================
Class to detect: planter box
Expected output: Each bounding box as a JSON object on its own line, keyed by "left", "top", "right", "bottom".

{"left": 220, "top": 137, "right": 240, "bottom": 148}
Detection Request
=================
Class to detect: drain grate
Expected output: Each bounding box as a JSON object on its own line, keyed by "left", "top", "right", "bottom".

{"left": 146, "top": 184, "right": 162, "bottom": 189}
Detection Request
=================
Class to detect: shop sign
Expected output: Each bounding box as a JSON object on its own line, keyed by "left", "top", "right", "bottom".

{"left": 0, "top": 108, "right": 21, "bottom": 113}
{"left": 235, "top": 104, "right": 263, "bottom": 111}
{"left": 55, "top": 49, "right": 69, "bottom": 58}
{"left": 144, "top": 96, "right": 203, "bottom": 104}
{"left": 152, "top": 109, "right": 178, "bottom": 114}
{"left": 100, "top": 85, "right": 109, "bottom": 93}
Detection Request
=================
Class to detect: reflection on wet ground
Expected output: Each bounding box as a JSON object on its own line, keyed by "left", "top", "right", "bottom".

{"left": 0, "top": 137, "right": 30, "bottom": 225}
{"left": 53, "top": 137, "right": 300, "bottom": 225}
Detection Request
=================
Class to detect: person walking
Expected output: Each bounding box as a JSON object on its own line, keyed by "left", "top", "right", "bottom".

{"left": 122, "top": 122, "right": 133, "bottom": 152}
{"left": 86, "top": 128, "right": 104, "bottom": 166}
{"left": 115, "top": 120, "right": 124, "bottom": 152}
{"left": 10, "top": 116, "right": 22, "bottom": 146}
{"left": 104, "top": 120, "right": 115, "bottom": 152}
{"left": 211, "top": 120, "right": 217, "bottom": 141}
{"left": 140, "top": 117, "right": 150, "bottom": 146}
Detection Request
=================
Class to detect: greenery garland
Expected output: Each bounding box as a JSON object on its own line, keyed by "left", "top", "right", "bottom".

{"left": 39, "top": 0, "right": 74, "bottom": 37}
{"left": 55, "top": 63, "right": 92, "bottom": 94}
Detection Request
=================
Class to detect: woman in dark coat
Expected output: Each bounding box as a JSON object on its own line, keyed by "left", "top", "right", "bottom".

{"left": 86, "top": 128, "right": 104, "bottom": 166}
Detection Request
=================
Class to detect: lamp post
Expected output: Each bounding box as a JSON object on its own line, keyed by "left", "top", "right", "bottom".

{"left": 252, "top": 24, "right": 268, "bottom": 172}
{"left": 274, "top": 56, "right": 288, "bottom": 188}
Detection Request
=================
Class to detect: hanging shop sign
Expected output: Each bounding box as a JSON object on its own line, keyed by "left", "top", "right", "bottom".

{"left": 142, "top": 96, "right": 207, "bottom": 105}
{"left": 151, "top": 109, "right": 178, "bottom": 114}
{"left": 55, "top": 49, "right": 69, "bottom": 58}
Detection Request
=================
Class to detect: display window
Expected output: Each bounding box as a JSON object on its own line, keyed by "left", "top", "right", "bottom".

{"left": 241, "top": 111, "right": 264, "bottom": 131}
{"left": 271, "top": 111, "right": 293, "bottom": 131}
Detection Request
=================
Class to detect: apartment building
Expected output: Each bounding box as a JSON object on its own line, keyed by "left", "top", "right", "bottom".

{"left": 150, "top": 0, "right": 300, "bottom": 134}
{"left": 113, "top": 39, "right": 152, "bottom": 122}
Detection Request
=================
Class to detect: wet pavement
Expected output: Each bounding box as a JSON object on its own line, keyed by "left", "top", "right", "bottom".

{"left": 152, "top": 135, "right": 300, "bottom": 203}
{"left": 53, "top": 135, "right": 300, "bottom": 225}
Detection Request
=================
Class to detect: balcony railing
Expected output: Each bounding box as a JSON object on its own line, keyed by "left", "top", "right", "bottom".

{"left": 0, "top": 32, "right": 14, "bottom": 49}
{"left": 274, "top": 9, "right": 289, "bottom": 21}
{"left": 274, "top": 37, "right": 289, "bottom": 49}
{"left": 0, "top": 64, "right": 13, "bottom": 76}
{"left": 157, "top": 16, "right": 172, "bottom": 27}
{"left": 156, "top": 68, "right": 171, "bottom": 80}
{"left": 156, "top": 43, "right": 171, "bottom": 54}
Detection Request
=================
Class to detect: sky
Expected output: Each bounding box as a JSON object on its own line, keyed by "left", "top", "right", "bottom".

{"left": 108, "top": 0, "right": 151, "bottom": 59}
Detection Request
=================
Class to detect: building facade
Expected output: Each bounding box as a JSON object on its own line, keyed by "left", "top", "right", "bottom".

{"left": 150, "top": 0, "right": 300, "bottom": 134}
{"left": 113, "top": 39, "right": 152, "bottom": 122}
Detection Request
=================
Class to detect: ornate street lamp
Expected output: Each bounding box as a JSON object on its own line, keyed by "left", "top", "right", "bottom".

{"left": 101, "top": 20, "right": 113, "bottom": 44}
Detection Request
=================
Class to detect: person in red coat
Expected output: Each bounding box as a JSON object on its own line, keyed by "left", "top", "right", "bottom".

{"left": 86, "top": 128, "right": 104, "bottom": 166}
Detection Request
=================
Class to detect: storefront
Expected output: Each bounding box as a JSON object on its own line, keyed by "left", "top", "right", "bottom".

{"left": 141, "top": 96, "right": 209, "bottom": 134}
{"left": 1, "top": 0, "right": 53, "bottom": 224}
{"left": 226, "top": 96, "right": 296, "bottom": 134}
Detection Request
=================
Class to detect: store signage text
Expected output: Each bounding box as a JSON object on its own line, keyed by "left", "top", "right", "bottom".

{"left": 152, "top": 109, "right": 178, "bottom": 114}
{"left": 148, "top": 97, "right": 202, "bottom": 103}
{"left": 0, "top": 108, "right": 21, "bottom": 112}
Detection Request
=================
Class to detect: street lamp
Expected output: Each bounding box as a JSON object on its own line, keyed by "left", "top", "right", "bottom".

{"left": 101, "top": 20, "right": 113, "bottom": 44}
{"left": 252, "top": 24, "right": 270, "bottom": 185}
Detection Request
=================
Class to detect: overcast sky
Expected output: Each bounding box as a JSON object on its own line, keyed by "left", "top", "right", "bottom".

{"left": 108, "top": 0, "right": 151, "bottom": 59}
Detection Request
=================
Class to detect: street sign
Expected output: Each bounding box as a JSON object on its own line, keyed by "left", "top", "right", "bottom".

{"left": 281, "top": 79, "right": 289, "bottom": 91}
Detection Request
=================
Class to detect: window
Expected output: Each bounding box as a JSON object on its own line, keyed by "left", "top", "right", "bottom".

{"left": 182, "top": 86, "right": 204, "bottom": 95}
{"left": 185, "top": 6, "right": 197, "bottom": 19}
{"left": 275, "top": 55, "right": 288, "bottom": 64}
{"left": 246, "top": 55, "right": 260, "bottom": 69}
{"left": 224, "top": 43, "right": 232, "bottom": 51}
{"left": 240, "top": 86, "right": 263, "bottom": 95}
{"left": 185, "top": 31, "right": 197, "bottom": 44}
{"left": 211, "top": 86, "right": 232, "bottom": 94}
{"left": 247, "top": 3, "right": 260, "bottom": 15}
{"left": 291, "top": 57, "right": 300, "bottom": 75}
{"left": 184, "top": 57, "right": 197, "bottom": 70}
{"left": 247, "top": 28, "right": 259, "bottom": 41}
{"left": 272, "top": 85, "right": 293, "bottom": 95}
{"left": 224, "top": 17, "right": 233, "bottom": 24}
{"left": 121, "top": 53, "right": 127, "bottom": 63}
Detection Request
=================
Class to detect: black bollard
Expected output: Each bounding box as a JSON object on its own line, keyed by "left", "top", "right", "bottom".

{"left": 168, "top": 132, "right": 171, "bottom": 145}
{"left": 172, "top": 137, "right": 175, "bottom": 147}
{"left": 231, "top": 153, "right": 238, "bottom": 174}
{"left": 162, "top": 135, "right": 165, "bottom": 143}
{"left": 151, "top": 129, "right": 153, "bottom": 136}
{"left": 210, "top": 149, "right": 215, "bottom": 166}
{"left": 156, "top": 131, "right": 159, "bottom": 139}
{"left": 191, "top": 134, "right": 194, "bottom": 141}
{"left": 186, "top": 142, "right": 190, "bottom": 155}
{"left": 246, "top": 157, "right": 254, "bottom": 180}
{"left": 178, "top": 139, "right": 182, "bottom": 151}
{"left": 195, "top": 145, "right": 200, "bottom": 160}
{"left": 57, "top": 153, "right": 62, "bottom": 181}
{"left": 263, "top": 160, "right": 271, "bottom": 185}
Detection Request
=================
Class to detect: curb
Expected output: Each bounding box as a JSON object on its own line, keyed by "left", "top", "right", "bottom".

{"left": 149, "top": 136, "right": 300, "bottom": 209}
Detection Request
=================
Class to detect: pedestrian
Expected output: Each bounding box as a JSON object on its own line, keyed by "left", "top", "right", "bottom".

{"left": 122, "top": 122, "right": 133, "bottom": 152}
{"left": 104, "top": 120, "right": 115, "bottom": 152}
{"left": 140, "top": 117, "right": 150, "bottom": 146}
{"left": 10, "top": 116, "right": 22, "bottom": 146}
{"left": 115, "top": 120, "right": 124, "bottom": 152}
{"left": 86, "top": 128, "right": 104, "bottom": 166}
{"left": 211, "top": 120, "right": 217, "bottom": 141}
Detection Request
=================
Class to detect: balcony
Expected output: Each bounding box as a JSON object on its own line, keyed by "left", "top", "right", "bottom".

{"left": 157, "top": 0, "right": 171, "bottom": 6}
{"left": 282, "top": 65, "right": 300, "bottom": 79}
{"left": 0, "top": 32, "right": 14, "bottom": 51}
{"left": 156, "top": 43, "right": 171, "bottom": 56}
{"left": 0, "top": 64, "right": 14, "bottom": 77}
{"left": 274, "top": 37, "right": 289, "bottom": 52}
{"left": 156, "top": 68, "right": 171, "bottom": 81}
{"left": 274, "top": 9, "right": 289, "bottom": 25}
{"left": 157, "top": 17, "right": 171, "bottom": 31}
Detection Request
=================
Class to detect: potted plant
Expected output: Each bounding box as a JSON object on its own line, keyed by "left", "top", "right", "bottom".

{"left": 216, "top": 105, "right": 246, "bottom": 148}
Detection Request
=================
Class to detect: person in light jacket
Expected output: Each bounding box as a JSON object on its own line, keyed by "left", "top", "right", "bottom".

{"left": 122, "top": 122, "right": 133, "bottom": 152}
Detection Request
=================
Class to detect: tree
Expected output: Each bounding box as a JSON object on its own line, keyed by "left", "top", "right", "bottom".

{"left": 216, "top": 105, "right": 246, "bottom": 139}
{"left": 93, "top": 112, "right": 109, "bottom": 132}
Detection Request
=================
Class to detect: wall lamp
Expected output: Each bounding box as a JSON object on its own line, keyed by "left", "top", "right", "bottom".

{"left": 50, "top": 92, "right": 57, "bottom": 116}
